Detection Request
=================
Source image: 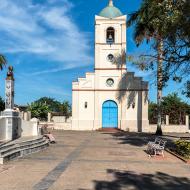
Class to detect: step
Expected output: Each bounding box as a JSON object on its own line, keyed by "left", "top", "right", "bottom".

{"left": 0, "top": 136, "right": 44, "bottom": 150}
{"left": 8, "top": 136, "right": 44, "bottom": 146}
{"left": 0, "top": 138, "right": 49, "bottom": 164}
{"left": 0, "top": 143, "right": 15, "bottom": 152}
{"left": 0, "top": 140, "right": 49, "bottom": 164}
{"left": 0, "top": 137, "right": 45, "bottom": 154}
{"left": 0, "top": 141, "right": 12, "bottom": 148}
{"left": 0, "top": 138, "right": 46, "bottom": 156}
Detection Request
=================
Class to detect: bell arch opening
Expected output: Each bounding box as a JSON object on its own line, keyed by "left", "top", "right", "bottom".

{"left": 106, "top": 27, "right": 115, "bottom": 44}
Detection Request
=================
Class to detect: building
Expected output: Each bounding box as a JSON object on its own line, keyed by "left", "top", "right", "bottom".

{"left": 72, "top": 0, "right": 149, "bottom": 132}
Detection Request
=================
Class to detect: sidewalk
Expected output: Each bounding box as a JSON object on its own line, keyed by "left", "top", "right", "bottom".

{"left": 0, "top": 131, "right": 189, "bottom": 190}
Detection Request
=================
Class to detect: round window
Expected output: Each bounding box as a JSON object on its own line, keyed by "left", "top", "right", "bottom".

{"left": 106, "top": 78, "right": 114, "bottom": 87}
{"left": 107, "top": 54, "right": 114, "bottom": 62}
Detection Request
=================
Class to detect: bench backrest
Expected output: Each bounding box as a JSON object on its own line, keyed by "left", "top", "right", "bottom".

{"left": 155, "top": 138, "right": 161, "bottom": 144}
{"left": 159, "top": 140, "right": 167, "bottom": 147}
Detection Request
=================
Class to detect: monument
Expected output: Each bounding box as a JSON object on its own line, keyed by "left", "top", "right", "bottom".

{"left": 0, "top": 66, "right": 21, "bottom": 140}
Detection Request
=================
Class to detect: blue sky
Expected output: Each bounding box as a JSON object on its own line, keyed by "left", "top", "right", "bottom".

{"left": 0, "top": 0, "right": 189, "bottom": 105}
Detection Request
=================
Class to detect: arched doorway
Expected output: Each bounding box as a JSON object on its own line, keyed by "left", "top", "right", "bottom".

{"left": 102, "top": 100, "right": 118, "bottom": 128}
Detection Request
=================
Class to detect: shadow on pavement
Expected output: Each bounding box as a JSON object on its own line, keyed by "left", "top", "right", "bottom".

{"left": 102, "top": 132, "right": 155, "bottom": 147}
{"left": 94, "top": 169, "right": 190, "bottom": 190}
{"left": 102, "top": 131, "right": 176, "bottom": 149}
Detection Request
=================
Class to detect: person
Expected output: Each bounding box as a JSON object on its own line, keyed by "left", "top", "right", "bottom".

{"left": 41, "top": 124, "right": 49, "bottom": 135}
{"left": 46, "top": 132, "right": 56, "bottom": 144}
{"left": 41, "top": 125, "right": 56, "bottom": 144}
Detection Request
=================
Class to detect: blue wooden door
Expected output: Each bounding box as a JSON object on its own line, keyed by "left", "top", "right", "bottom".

{"left": 102, "top": 101, "right": 118, "bottom": 128}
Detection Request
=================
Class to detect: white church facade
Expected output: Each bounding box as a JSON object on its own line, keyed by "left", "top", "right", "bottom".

{"left": 72, "top": 0, "right": 149, "bottom": 132}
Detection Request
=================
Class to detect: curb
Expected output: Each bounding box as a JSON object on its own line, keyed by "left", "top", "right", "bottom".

{"left": 166, "top": 148, "right": 190, "bottom": 164}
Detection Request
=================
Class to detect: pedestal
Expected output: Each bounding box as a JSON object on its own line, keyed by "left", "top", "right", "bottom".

{"left": 1, "top": 109, "right": 21, "bottom": 141}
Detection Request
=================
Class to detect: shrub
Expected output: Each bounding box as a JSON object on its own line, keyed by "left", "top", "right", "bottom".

{"left": 175, "top": 140, "right": 190, "bottom": 159}
{"left": 27, "top": 102, "right": 50, "bottom": 121}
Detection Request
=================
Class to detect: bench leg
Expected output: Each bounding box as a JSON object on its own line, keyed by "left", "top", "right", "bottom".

{"left": 154, "top": 148, "right": 157, "bottom": 156}
{"left": 162, "top": 150, "right": 164, "bottom": 158}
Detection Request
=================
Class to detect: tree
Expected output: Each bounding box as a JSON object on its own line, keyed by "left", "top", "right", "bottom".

{"left": 127, "top": 0, "right": 165, "bottom": 135}
{"left": 0, "top": 96, "right": 5, "bottom": 111}
{"left": 148, "top": 102, "right": 157, "bottom": 124}
{"left": 149, "top": 93, "right": 190, "bottom": 125}
{"left": 182, "top": 81, "right": 190, "bottom": 98}
{"left": 27, "top": 97, "right": 72, "bottom": 120}
{"left": 34, "top": 97, "right": 61, "bottom": 112}
{"left": 0, "top": 54, "right": 6, "bottom": 70}
{"left": 27, "top": 102, "right": 50, "bottom": 121}
{"left": 59, "top": 101, "right": 72, "bottom": 120}
{"left": 127, "top": 0, "right": 189, "bottom": 135}
{"left": 162, "top": 93, "right": 190, "bottom": 124}
{"left": 163, "top": 0, "right": 190, "bottom": 76}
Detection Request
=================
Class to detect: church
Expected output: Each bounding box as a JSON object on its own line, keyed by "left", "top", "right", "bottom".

{"left": 72, "top": 0, "right": 149, "bottom": 132}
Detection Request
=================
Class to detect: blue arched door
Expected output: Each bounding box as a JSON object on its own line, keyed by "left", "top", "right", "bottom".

{"left": 102, "top": 100, "right": 118, "bottom": 128}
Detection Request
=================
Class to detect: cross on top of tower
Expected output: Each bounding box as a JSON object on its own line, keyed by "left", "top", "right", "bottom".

{"left": 109, "top": 0, "right": 113, "bottom": 6}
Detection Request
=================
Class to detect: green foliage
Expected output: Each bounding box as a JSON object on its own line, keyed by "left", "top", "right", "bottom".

{"left": 175, "top": 140, "right": 190, "bottom": 159}
{"left": 182, "top": 81, "right": 190, "bottom": 98}
{"left": 27, "top": 102, "right": 50, "bottom": 121}
{"left": 128, "top": 0, "right": 190, "bottom": 135}
{"left": 27, "top": 97, "right": 72, "bottom": 120}
{"left": 148, "top": 102, "right": 157, "bottom": 124}
{"left": 59, "top": 101, "right": 72, "bottom": 119}
{"left": 162, "top": 93, "right": 190, "bottom": 124}
{"left": 0, "top": 54, "right": 6, "bottom": 70}
{"left": 149, "top": 93, "right": 190, "bottom": 124}
{"left": 127, "top": 0, "right": 190, "bottom": 89}
{"left": 34, "top": 97, "right": 61, "bottom": 112}
{"left": 0, "top": 96, "right": 5, "bottom": 111}
{"left": 127, "top": 0, "right": 178, "bottom": 45}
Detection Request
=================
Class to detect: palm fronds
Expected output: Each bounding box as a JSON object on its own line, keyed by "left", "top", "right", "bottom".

{"left": 0, "top": 54, "right": 7, "bottom": 70}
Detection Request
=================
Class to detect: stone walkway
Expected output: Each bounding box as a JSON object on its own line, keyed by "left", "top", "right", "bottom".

{"left": 0, "top": 131, "right": 190, "bottom": 190}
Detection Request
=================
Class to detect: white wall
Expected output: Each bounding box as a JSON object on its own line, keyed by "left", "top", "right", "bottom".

{"left": 52, "top": 116, "right": 66, "bottom": 123}
{"left": 53, "top": 123, "right": 72, "bottom": 130}
{"left": 21, "top": 120, "right": 39, "bottom": 137}
{"left": 149, "top": 124, "right": 189, "bottom": 133}
{"left": 0, "top": 117, "right": 6, "bottom": 141}
{"left": 72, "top": 70, "right": 149, "bottom": 131}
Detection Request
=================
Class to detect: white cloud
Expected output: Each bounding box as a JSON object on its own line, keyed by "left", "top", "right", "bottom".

{"left": 30, "top": 64, "right": 77, "bottom": 76}
{"left": 0, "top": 0, "right": 92, "bottom": 69}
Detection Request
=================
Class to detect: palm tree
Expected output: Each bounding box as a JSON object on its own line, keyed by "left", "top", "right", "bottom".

{"left": 127, "top": 0, "right": 175, "bottom": 135}
{"left": 0, "top": 54, "right": 6, "bottom": 70}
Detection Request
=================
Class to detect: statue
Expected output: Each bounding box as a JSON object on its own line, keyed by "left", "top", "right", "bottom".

{"left": 6, "top": 66, "right": 14, "bottom": 80}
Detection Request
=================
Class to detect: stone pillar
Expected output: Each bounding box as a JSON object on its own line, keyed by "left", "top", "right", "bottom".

{"left": 166, "top": 115, "right": 169, "bottom": 126}
{"left": 27, "top": 111, "right": 31, "bottom": 120}
{"left": 24, "top": 112, "right": 28, "bottom": 121}
{"left": 20, "top": 111, "right": 24, "bottom": 120}
{"left": 186, "top": 115, "right": 189, "bottom": 129}
{"left": 1, "top": 66, "right": 21, "bottom": 141}
{"left": 5, "top": 80, "right": 14, "bottom": 110}
{"left": 48, "top": 112, "right": 51, "bottom": 123}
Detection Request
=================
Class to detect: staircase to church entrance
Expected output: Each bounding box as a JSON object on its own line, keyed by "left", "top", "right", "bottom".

{"left": 97, "top": 128, "right": 121, "bottom": 133}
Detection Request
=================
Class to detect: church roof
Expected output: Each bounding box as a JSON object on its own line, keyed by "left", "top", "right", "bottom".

{"left": 99, "top": 0, "right": 123, "bottom": 19}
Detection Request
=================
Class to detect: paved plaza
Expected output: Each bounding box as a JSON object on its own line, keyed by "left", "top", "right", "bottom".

{"left": 0, "top": 131, "right": 190, "bottom": 190}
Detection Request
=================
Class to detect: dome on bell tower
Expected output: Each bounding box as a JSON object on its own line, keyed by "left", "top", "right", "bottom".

{"left": 99, "top": 0, "right": 123, "bottom": 19}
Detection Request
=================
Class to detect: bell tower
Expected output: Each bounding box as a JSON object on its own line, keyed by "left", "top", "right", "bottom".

{"left": 95, "top": 0, "right": 127, "bottom": 70}
{"left": 72, "top": 0, "right": 149, "bottom": 132}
